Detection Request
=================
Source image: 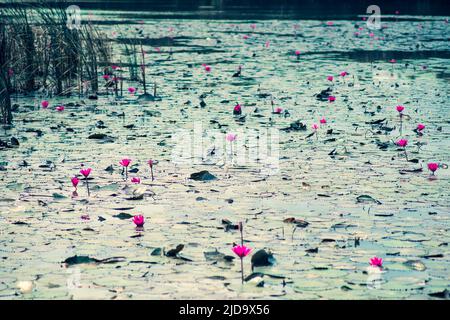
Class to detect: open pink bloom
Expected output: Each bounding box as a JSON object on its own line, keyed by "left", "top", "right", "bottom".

{"left": 390, "top": 59, "right": 397, "bottom": 63}
{"left": 56, "top": 105, "right": 64, "bottom": 112}
{"left": 128, "top": 87, "right": 136, "bottom": 94}
{"left": 274, "top": 107, "right": 283, "bottom": 114}
{"left": 396, "top": 105, "right": 405, "bottom": 113}
{"left": 320, "top": 117, "right": 327, "bottom": 124}
{"left": 328, "top": 96, "right": 336, "bottom": 102}
{"left": 226, "top": 133, "right": 237, "bottom": 142}
{"left": 295, "top": 50, "right": 301, "bottom": 56}
{"left": 232, "top": 245, "right": 251, "bottom": 258}
{"left": 427, "top": 162, "right": 439, "bottom": 173}
{"left": 119, "top": 158, "right": 131, "bottom": 167}
{"left": 148, "top": 159, "right": 154, "bottom": 168}
{"left": 102, "top": 74, "right": 110, "bottom": 80}
{"left": 340, "top": 71, "right": 348, "bottom": 77}
{"left": 369, "top": 256, "right": 383, "bottom": 268}
{"left": 80, "top": 168, "right": 92, "bottom": 178}
{"left": 396, "top": 139, "right": 408, "bottom": 148}
{"left": 131, "top": 177, "right": 141, "bottom": 184}
{"left": 417, "top": 123, "right": 425, "bottom": 131}
{"left": 369, "top": 32, "right": 375, "bottom": 37}
{"left": 327, "top": 75, "right": 334, "bottom": 81}
{"left": 204, "top": 65, "right": 211, "bottom": 72}
{"left": 71, "top": 177, "right": 79, "bottom": 188}
{"left": 41, "top": 100, "right": 49, "bottom": 109}
{"left": 312, "top": 123, "right": 319, "bottom": 130}
{"left": 132, "top": 215, "right": 145, "bottom": 227}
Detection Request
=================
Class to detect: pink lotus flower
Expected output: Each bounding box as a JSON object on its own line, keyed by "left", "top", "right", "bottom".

{"left": 226, "top": 133, "right": 237, "bottom": 142}
{"left": 396, "top": 105, "right": 405, "bottom": 113}
{"left": 204, "top": 65, "right": 211, "bottom": 72}
{"left": 131, "top": 177, "right": 141, "bottom": 184}
{"left": 80, "top": 168, "right": 92, "bottom": 178}
{"left": 274, "top": 107, "right": 283, "bottom": 114}
{"left": 327, "top": 75, "right": 334, "bottom": 81}
{"left": 417, "top": 123, "right": 425, "bottom": 132}
{"left": 328, "top": 96, "right": 336, "bottom": 102}
{"left": 320, "top": 117, "right": 327, "bottom": 124}
{"left": 369, "top": 32, "right": 375, "bottom": 37}
{"left": 396, "top": 139, "right": 408, "bottom": 148}
{"left": 340, "top": 71, "right": 348, "bottom": 77}
{"left": 133, "top": 215, "right": 145, "bottom": 227}
{"left": 41, "top": 100, "right": 49, "bottom": 109}
{"left": 233, "top": 104, "right": 242, "bottom": 115}
{"left": 326, "top": 21, "right": 334, "bottom": 26}
{"left": 312, "top": 123, "right": 319, "bottom": 130}
{"left": 369, "top": 256, "right": 383, "bottom": 268}
{"left": 265, "top": 41, "right": 270, "bottom": 48}
{"left": 243, "top": 35, "right": 249, "bottom": 39}
{"left": 427, "top": 162, "right": 439, "bottom": 174}
{"left": 111, "top": 65, "right": 119, "bottom": 70}
{"left": 295, "top": 50, "right": 301, "bottom": 56}
{"left": 390, "top": 59, "right": 397, "bottom": 63}
{"left": 102, "top": 74, "right": 110, "bottom": 81}
{"left": 128, "top": 87, "right": 136, "bottom": 94}
{"left": 55, "top": 105, "right": 64, "bottom": 112}
{"left": 119, "top": 158, "right": 131, "bottom": 167}
{"left": 232, "top": 245, "right": 251, "bottom": 258}
{"left": 71, "top": 177, "right": 79, "bottom": 189}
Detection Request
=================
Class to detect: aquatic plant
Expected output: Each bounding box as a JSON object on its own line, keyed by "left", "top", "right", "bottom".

{"left": 369, "top": 256, "right": 383, "bottom": 268}
{"left": 71, "top": 177, "right": 79, "bottom": 190}
{"left": 312, "top": 123, "right": 319, "bottom": 140}
{"left": 133, "top": 215, "right": 145, "bottom": 227}
{"left": 396, "top": 105, "right": 405, "bottom": 134}
{"left": 396, "top": 138, "right": 409, "bottom": 161}
{"left": 148, "top": 159, "right": 155, "bottom": 181}
{"left": 233, "top": 103, "right": 242, "bottom": 115}
{"left": 232, "top": 222, "right": 251, "bottom": 284}
{"left": 427, "top": 162, "right": 439, "bottom": 175}
{"left": 131, "top": 177, "right": 141, "bottom": 184}
{"left": 320, "top": 117, "right": 327, "bottom": 124}
{"left": 80, "top": 168, "right": 92, "bottom": 196}
{"left": 119, "top": 158, "right": 132, "bottom": 180}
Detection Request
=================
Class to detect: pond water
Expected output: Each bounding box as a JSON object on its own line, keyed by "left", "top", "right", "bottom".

{"left": 0, "top": 10, "right": 449, "bottom": 299}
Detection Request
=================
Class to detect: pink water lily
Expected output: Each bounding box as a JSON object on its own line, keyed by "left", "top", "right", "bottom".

{"left": 131, "top": 177, "right": 141, "bottom": 184}
{"left": 56, "top": 105, "right": 64, "bottom": 112}
{"left": 427, "top": 162, "right": 439, "bottom": 175}
{"left": 295, "top": 50, "right": 301, "bottom": 56}
{"left": 312, "top": 123, "right": 319, "bottom": 130}
{"left": 71, "top": 177, "right": 79, "bottom": 189}
{"left": 320, "top": 117, "right": 327, "bottom": 124}
{"left": 243, "top": 35, "right": 249, "bottom": 39}
{"left": 327, "top": 75, "right": 334, "bottom": 82}
{"left": 390, "top": 59, "right": 397, "bottom": 63}
{"left": 80, "top": 168, "right": 92, "bottom": 178}
{"left": 417, "top": 123, "right": 425, "bottom": 132}
{"left": 328, "top": 96, "right": 336, "bottom": 102}
{"left": 41, "top": 100, "right": 49, "bottom": 109}
{"left": 119, "top": 158, "right": 131, "bottom": 167}
{"left": 396, "top": 105, "right": 405, "bottom": 113}
{"left": 274, "top": 107, "right": 283, "bottom": 114}
{"left": 102, "top": 74, "right": 110, "bottom": 81}
{"left": 233, "top": 103, "right": 242, "bottom": 115}
{"left": 232, "top": 245, "right": 252, "bottom": 258}
{"left": 340, "top": 71, "right": 348, "bottom": 77}
{"left": 204, "top": 65, "right": 211, "bottom": 72}
{"left": 128, "top": 87, "right": 136, "bottom": 94}
{"left": 369, "top": 256, "right": 383, "bottom": 268}
{"left": 132, "top": 215, "right": 145, "bottom": 227}
{"left": 396, "top": 139, "right": 408, "bottom": 148}
{"left": 226, "top": 133, "right": 237, "bottom": 142}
